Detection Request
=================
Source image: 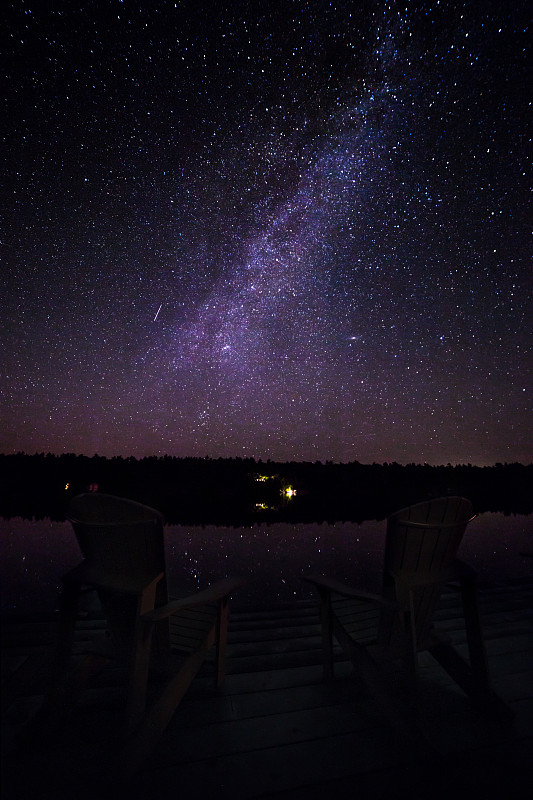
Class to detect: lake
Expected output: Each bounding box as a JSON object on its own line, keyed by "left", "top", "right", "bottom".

{"left": 1, "top": 513, "right": 532, "bottom": 615}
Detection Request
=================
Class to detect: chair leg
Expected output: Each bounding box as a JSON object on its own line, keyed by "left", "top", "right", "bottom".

{"left": 333, "top": 618, "right": 435, "bottom": 754}
{"left": 53, "top": 579, "right": 81, "bottom": 678}
{"left": 459, "top": 577, "right": 514, "bottom": 723}
{"left": 124, "top": 584, "right": 159, "bottom": 735}
{"left": 12, "top": 578, "right": 105, "bottom": 754}
{"left": 401, "top": 595, "right": 419, "bottom": 708}
{"left": 459, "top": 577, "right": 491, "bottom": 694}
{"left": 113, "top": 631, "right": 217, "bottom": 783}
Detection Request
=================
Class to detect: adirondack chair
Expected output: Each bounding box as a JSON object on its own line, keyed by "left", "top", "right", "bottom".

{"left": 49, "top": 493, "right": 243, "bottom": 776}
{"left": 304, "top": 496, "right": 510, "bottom": 737}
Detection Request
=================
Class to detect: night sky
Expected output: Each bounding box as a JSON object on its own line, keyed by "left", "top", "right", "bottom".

{"left": 3, "top": 1, "right": 531, "bottom": 465}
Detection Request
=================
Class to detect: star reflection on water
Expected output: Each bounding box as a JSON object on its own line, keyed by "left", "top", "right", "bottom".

{"left": 1, "top": 513, "right": 532, "bottom": 615}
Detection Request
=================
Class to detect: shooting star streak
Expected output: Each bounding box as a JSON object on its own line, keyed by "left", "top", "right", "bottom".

{"left": 153, "top": 303, "right": 163, "bottom": 322}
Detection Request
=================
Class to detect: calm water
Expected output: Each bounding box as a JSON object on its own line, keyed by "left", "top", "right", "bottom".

{"left": 1, "top": 513, "right": 532, "bottom": 614}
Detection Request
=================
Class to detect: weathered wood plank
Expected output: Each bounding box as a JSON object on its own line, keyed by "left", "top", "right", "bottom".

{"left": 1, "top": 578, "right": 532, "bottom": 800}
{"left": 129, "top": 728, "right": 408, "bottom": 800}
{"left": 151, "top": 694, "right": 382, "bottom": 767}
{"left": 255, "top": 738, "right": 533, "bottom": 800}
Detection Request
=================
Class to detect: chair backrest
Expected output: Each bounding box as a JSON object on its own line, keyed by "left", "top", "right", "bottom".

{"left": 380, "top": 496, "right": 474, "bottom": 648}
{"left": 67, "top": 493, "right": 169, "bottom": 651}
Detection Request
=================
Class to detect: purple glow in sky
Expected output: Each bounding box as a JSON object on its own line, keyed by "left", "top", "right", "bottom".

{"left": 2, "top": 1, "right": 531, "bottom": 464}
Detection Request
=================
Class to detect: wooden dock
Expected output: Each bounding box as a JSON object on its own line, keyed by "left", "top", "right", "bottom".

{"left": 2, "top": 577, "right": 532, "bottom": 800}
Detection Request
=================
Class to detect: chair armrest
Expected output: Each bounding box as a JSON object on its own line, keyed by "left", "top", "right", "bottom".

{"left": 142, "top": 577, "right": 245, "bottom": 623}
{"left": 62, "top": 560, "right": 164, "bottom": 596}
{"left": 302, "top": 574, "right": 398, "bottom": 610}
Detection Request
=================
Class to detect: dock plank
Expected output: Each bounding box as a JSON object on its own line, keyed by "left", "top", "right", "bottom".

{"left": 2, "top": 577, "right": 532, "bottom": 800}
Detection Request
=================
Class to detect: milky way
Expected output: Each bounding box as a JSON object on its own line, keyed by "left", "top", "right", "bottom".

{"left": 2, "top": 1, "right": 531, "bottom": 464}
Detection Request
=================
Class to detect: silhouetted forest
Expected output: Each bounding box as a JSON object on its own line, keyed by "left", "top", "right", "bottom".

{"left": 0, "top": 453, "right": 531, "bottom": 525}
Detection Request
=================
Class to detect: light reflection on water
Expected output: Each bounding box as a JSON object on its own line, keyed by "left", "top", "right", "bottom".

{"left": 1, "top": 513, "right": 532, "bottom": 614}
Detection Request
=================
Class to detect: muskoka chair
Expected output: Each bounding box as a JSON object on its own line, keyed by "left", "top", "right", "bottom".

{"left": 48, "top": 493, "right": 242, "bottom": 777}
{"left": 304, "top": 496, "right": 511, "bottom": 742}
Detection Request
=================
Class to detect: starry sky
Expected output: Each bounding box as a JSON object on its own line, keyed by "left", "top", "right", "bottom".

{"left": 2, "top": 0, "right": 531, "bottom": 465}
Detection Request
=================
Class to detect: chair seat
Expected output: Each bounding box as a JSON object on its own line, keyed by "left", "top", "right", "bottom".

{"left": 23, "top": 493, "right": 243, "bottom": 782}
{"left": 168, "top": 599, "right": 221, "bottom": 655}
{"left": 70, "top": 597, "right": 221, "bottom": 665}
{"left": 304, "top": 497, "right": 512, "bottom": 744}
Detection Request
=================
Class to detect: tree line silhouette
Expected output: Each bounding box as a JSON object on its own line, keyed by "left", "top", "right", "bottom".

{"left": 1, "top": 453, "right": 531, "bottom": 525}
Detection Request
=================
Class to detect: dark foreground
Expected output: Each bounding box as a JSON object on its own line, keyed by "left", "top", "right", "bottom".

{"left": 2, "top": 577, "right": 533, "bottom": 800}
